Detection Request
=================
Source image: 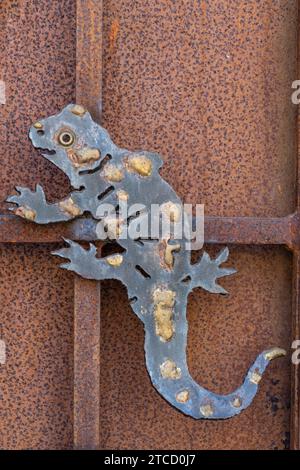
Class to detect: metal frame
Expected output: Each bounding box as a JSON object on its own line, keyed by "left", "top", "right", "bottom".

{"left": 0, "top": 0, "right": 298, "bottom": 449}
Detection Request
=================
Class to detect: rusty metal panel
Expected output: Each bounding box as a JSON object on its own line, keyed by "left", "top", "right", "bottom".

{"left": 102, "top": 0, "right": 298, "bottom": 219}
{"left": 0, "top": 0, "right": 298, "bottom": 450}
{"left": 99, "top": 0, "right": 297, "bottom": 449}
{"left": 0, "top": 1, "right": 76, "bottom": 449}
{"left": 0, "top": 244, "right": 74, "bottom": 449}
{"left": 0, "top": 0, "right": 76, "bottom": 213}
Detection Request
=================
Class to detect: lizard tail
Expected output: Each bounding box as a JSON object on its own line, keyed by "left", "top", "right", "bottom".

{"left": 143, "top": 305, "right": 286, "bottom": 419}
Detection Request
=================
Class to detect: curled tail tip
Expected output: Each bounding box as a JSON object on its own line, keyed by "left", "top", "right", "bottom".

{"left": 197, "top": 347, "right": 287, "bottom": 419}
{"left": 247, "top": 347, "right": 286, "bottom": 384}
{"left": 263, "top": 346, "right": 286, "bottom": 362}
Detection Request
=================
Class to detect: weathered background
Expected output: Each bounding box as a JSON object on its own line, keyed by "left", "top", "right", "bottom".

{"left": 0, "top": 0, "right": 298, "bottom": 449}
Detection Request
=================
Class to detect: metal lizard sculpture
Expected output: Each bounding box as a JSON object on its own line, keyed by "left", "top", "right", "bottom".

{"left": 7, "top": 104, "right": 286, "bottom": 419}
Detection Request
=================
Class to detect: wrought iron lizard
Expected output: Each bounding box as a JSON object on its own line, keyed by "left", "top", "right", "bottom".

{"left": 7, "top": 104, "right": 286, "bottom": 419}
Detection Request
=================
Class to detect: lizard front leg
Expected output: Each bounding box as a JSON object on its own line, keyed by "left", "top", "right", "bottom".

{"left": 188, "top": 247, "right": 236, "bottom": 294}
{"left": 53, "top": 239, "right": 133, "bottom": 283}
{"left": 6, "top": 184, "right": 88, "bottom": 224}
{"left": 53, "top": 239, "right": 149, "bottom": 322}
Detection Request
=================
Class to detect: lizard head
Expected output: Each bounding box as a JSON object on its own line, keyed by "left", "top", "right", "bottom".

{"left": 29, "top": 104, "right": 117, "bottom": 189}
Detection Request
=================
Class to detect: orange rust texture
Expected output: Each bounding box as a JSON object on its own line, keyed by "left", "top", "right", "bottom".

{"left": 0, "top": 1, "right": 76, "bottom": 214}
{"left": 76, "top": 0, "right": 102, "bottom": 122}
{"left": 73, "top": 277, "right": 100, "bottom": 450}
{"left": 0, "top": 1, "right": 76, "bottom": 449}
{"left": 0, "top": 0, "right": 297, "bottom": 451}
{"left": 102, "top": 0, "right": 297, "bottom": 219}
{"left": 99, "top": 0, "right": 296, "bottom": 449}
{"left": 109, "top": 18, "right": 119, "bottom": 52}
{"left": 74, "top": 0, "right": 102, "bottom": 450}
{"left": 0, "top": 244, "right": 74, "bottom": 449}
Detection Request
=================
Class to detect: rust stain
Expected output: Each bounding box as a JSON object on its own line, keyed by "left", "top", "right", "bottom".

{"left": 109, "top": 19, "right": 120, "bottom": 51}
{"left": 200, "top": 0, "right": 207, "bottom": 19}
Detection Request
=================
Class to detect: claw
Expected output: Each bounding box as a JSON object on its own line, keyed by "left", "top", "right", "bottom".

{"left": 89, "top": 243, "right": 97, "bottom": 255}
{"left": 62, "top": 237, "right": 78, "bottom": 247}
{"left": 6, "top": 195, "right": 18, "bottom": 204}
{"left": 60, "top": 262, "right": 72, "bottom": 270}
{"left": 215, "top": 247, "right": 229, "bottom": 264}
{"left": 51, "top": 248, "right": 71, "bottom": 259}
{"left": 213, "top": 285, "right": 228, "bottom": 295}
{"left": 189, "top": 248, "right": 236, "bottom": 294}
{"left": 218, "top": 267, "right": 237, "bottom": 277}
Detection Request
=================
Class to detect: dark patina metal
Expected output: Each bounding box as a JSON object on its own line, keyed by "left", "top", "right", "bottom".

{"left": 7, "top": 104, "right": 286, "bottom": 419}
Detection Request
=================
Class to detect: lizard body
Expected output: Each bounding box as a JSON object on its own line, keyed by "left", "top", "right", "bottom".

{"left": 7, "top": 104, "right": 286, "bottom": 419}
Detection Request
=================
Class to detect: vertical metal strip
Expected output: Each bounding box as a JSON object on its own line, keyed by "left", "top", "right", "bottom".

{"left": 76, "top": 0, "right": 103, "bottom": 122}
{"left": 291, "top": 11, "right": 300, "bottom": 447}
{"left": 74, "top": 278, "right": 101, "bottom": 449}
{"left": 291, "top": 253, "right": 300, "bottom": 450}
{"left": 74, "top": 0, "right": 103, "bottom": 449}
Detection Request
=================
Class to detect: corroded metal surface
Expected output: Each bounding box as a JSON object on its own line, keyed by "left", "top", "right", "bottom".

{"left": 102, "top": 0, "right": 297, "bottom": 219}
{"left": 0, "top": 243, "right": 74, "bottom": 450}
{"left": 100, "top": 0, "right": 295, "bottom": 448}
{"left": 0, "top": 1, "right": 76, "bottom": 214}
{"left": 73, "top": 277, "right": 100, "bottom": 449}
{"left": 0, "top": 0, "right": 298, "bottom": 449}
{"left": 0, "top": 0, "right": 76, "bottom": 449}
{"left": 74, "top": 0, "right": 103, "bottom": 450}
{"left": 0, "top": 213, "right": 299, "bottom": 248}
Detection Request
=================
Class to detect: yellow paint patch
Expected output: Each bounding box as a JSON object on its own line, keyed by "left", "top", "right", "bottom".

{"left": 200, "top": 403, "right": 214, "bottom": 417}
{"left": 71, "top": 104, "right": 86, "bottom": 116}
{"left": 102, "top": 163, "right": 124, "bottom": 182}
{"left": 67, "top": 147, "right": 100, "bottom": 167}
{"left": 164, "top": 242, "right": 181, "bottom": 269}
{"left": 250, "top": 370, "right": 262, "bottom": 385}
{"left": 231, "top": 397, "right": 242, "bottom": 408}
{"left": 153, "top": 289, "right": 176, "bottom": 342}
{"left": 264, "top": 347, "right": 286, "bottom": 361}
{"left": 33, "top": 121, "right": 43, "bottom": 129}
{"left": 160, "top": 359, "right": 181, "bottom": 379}
{"left": 126, "top": 155, "right": 152, "bottom": 177}
{"left": 106, "top": 254, "right": 123, "bottom": 267}
{"left": 15, "top": 206, "right": 36, "bottom": 221}
{"left": 59, "top": 198, "right": 82, "bottom": 217}
{"left": 176, "top": 390, "right": 190, "bottom": 403}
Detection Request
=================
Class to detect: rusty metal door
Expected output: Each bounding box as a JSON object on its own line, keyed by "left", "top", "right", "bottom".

{"left": 0, "top": 0, "right": 298, "bottom": 450}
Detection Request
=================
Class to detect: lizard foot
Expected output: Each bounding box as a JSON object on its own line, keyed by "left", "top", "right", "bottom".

{"left": 53, "top": 239, "right": 98, "bottom": 275}
{"left": 6, "top": 184, "right": 47, "bottom": 221}
{"left": 189, "top": 247, "right": 237, "bottom": 294}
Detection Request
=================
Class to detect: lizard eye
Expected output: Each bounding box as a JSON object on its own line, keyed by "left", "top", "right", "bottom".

{"left": 57, "top": 129, "right": 75, "bottom": 147}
